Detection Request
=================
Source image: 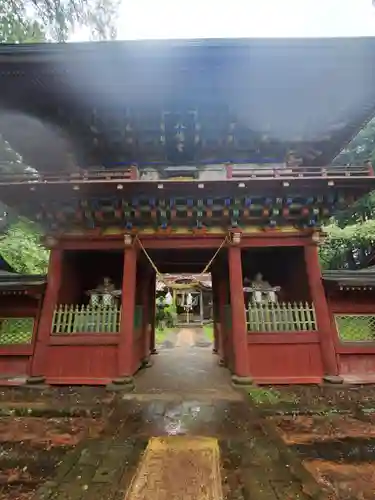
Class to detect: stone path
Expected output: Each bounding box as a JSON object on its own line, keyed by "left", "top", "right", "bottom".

{"left": 135, "top": 341, "right": 239, "bottom": 399}
{"left": 29, "top": 338, "right": 326, "bottom": 500}
{"left": 111, "top": 398, "right": 318, "bottom": 500}
{"left": 175, "top": 327, "right": 196, "bottom": 347}
{"left": 157, "top": 326, "right": 212, "bottom": 349}
{"left": 125, "top": 437, "right": 222, "bottom": 500}
{"left": 31, "top": 395, "right": 323, "bottom": 500}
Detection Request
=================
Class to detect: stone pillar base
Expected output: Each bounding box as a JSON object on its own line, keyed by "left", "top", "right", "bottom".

{"left": 141, "top": 358, "right": 153, "bottom": 368}
{"left": 323, "top": 375, "right": 344, "bottom": 384}
{"left": 151, "top": 348, "right": 158, "bottom": 355}
{"left": 25, "top": 376, "right": 46, "bottom": 385}
{"left": 107, "top": 376, "right": 135, "bottom": 392}
{"left": 231, "top": 375, "right": 253, "bottom": 386}
{"left": 212, "top": 348, "right": 218, "bottom": 354}
{"left": 218, "top": 358, "right": 225, "bottom": 367}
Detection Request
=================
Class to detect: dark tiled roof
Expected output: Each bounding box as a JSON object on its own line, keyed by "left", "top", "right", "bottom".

{"left": 0, "top": 269, "right": 46, "bottom": 290}
{"left": 0, "top": 37, "right": 375, "bottom": 169}
{"left": 323, "top": 268, "right": 375, "bottom": 287}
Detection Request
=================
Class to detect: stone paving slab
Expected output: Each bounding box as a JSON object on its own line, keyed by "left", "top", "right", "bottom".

{"left": 124, "top": 437, "right": 223, "bottom": 500}
{"left": 33, "top": 437, "right": 147, "bottom": 500}
{"left": 121, "top": 392, "right": 243, "bottom": 402}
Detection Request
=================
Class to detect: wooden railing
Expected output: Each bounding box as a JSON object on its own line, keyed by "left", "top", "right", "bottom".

{"left": 52, "top": 304, "right": 121, "bottom": 334}
{"left": 226, "top": 164, "right": 374, "bottom": 180}
{"left": 0, "top": 167, "right": 138, "bottom": 185}
{"left": 0, "top": 163, "right": 372, "bottom": 185}
{"left": 246, "top": 302, "right": 317, "bottom": 332}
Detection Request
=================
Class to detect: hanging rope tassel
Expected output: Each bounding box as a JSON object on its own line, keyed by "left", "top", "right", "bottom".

{"left": 134, "top": 235, "right": 229, "bottom": 289}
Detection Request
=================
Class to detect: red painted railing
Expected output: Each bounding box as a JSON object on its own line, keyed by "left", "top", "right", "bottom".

{"left": 0, "top": 163, "right": 372, "bottom": 185}
{"left": 225, "top": 164, "right": 374, "bottom": 179}
{"left": 0, "top": 166, "right": 139, "bottom": 184}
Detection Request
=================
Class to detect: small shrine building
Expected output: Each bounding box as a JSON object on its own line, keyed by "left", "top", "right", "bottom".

{"left": 0, "top": 38, "right": 374, "bottom": 386}
{"left": 156, "top": 274, "right": 212, "bottom": 325}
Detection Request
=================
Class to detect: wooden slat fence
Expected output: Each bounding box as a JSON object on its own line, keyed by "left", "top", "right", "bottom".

{"left": 246, "top": 302, "right": 317, "bottom": 332}
{"left": 52, "top": 304, "right": 121, "bottom": 334}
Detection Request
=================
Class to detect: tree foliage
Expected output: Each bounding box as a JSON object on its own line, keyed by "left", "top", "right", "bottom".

{"left": 2, "top": 0, "right": 119, "bottom": 43}
{"left": 333, "top": 119, "right": 375, "bottom": 167}
{"left": 322, "top": 119, "right": 375, "bottom": 270}
{"left": 320, "top": 222, "right": 375, "bottom": 270}
{"left": 29, "top": 0, "right": 120, "bottom": 42}
{"left": 0, "top": 221, "right": 49, "bottom": 274}
{"left": 0, "top": 2, "right": 45, "bottom": 43}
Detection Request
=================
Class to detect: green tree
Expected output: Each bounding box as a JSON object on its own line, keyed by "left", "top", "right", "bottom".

{"left": 0, "top": 2, "right": 45, "bottom": 43}
{"left": 4, "top": 0, "right": 120, "bottom": 42}
{"left": 333, "top": 119, "right": 375, "bottom": 167}
{"left": 320, "top": 222, "right": 375, "bottom": 270}
{"left": 322, "top": 119, "right": 375, "bottom": 269}
{"left": 0, "top": 221, "right": 49, "bottom": 274}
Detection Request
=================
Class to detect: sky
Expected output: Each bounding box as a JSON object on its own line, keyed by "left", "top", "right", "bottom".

{"left": 116, "top": 0, "right": 375, "bottom": 40}
{"left": 71, "top": 0, "right": 375, "bottom": 41}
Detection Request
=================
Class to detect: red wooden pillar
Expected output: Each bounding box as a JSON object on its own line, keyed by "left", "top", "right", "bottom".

{"left": 213, "top": 314, "right": 219, "bottom": 354}
{"left": 141, "top": 274, "right": 150, "bottom": 362}
{"left": 141, "top": 270, "right": 154, "bottom": 365}
{"left": 211, "top": 269, "right": 219, "bottom": 354}
{"left": 217, "top": 274, "right": 227, "bottom": 364}
{"left": 29, "top": 248, "right": 63, "bottom": 381}
{"left": 149, "top": 273, "right": 157, "bottom": 354}
{"left": 228, "top": 246, "right": 252, "bottom": 383}
{"left": 117, "top": 245, "right": 137, "bottom": 380}
{"left": 304, "top": 244, "right": 341, "bottom": 382}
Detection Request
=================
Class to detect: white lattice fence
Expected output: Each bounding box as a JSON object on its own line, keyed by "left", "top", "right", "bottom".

{"left": 52, "top": 304, "right": 121, "bottom": 334}
{"left": 246, "top": 302, "right": 317, "bottom": 332}
{"left": 335, "top": 314, "right": 375, "bottom": 342}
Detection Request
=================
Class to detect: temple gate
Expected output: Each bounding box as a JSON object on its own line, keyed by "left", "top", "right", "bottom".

{"left": 0, "top": 38, "right": 374, "bottom": 385}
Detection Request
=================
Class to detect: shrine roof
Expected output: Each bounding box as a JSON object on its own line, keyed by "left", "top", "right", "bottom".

{"left": 0, "top": 269, "right": 46, "bottom": 291}
{"left": 323, "top": 268, "right": 375, "bottom": 287}
{"left": 156, "top": 273, "right": 212, "bottom": 291}
{"left": 0, "top": 37, "right": 375, "bottom": 171}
